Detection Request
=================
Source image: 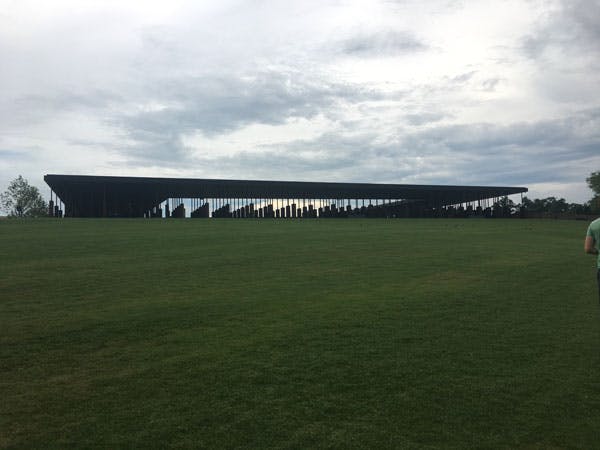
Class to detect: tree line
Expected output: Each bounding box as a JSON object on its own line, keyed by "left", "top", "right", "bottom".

{"left": 503, "top": 171, "right": 600, "bottom": 215}
{"left": 1, "top": 172, "right": 600, "bottom": 218}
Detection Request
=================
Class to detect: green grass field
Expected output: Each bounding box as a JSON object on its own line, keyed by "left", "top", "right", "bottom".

{"left": 1, "top": 218, "right": 599, "bottom": 449}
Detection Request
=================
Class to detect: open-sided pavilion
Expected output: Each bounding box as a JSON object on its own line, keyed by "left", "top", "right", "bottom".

{"left": 44, "top": 174, "right": 527, "bottom": 219}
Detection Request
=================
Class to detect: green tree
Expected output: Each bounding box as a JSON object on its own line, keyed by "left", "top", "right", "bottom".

{"left": 0, "top": 175, "right": 47, "bottom": 217}
{"left": 493, "top": 196, "right": 515, "bottom": 216}
{"left": 587, "top": 171, "right": 600, "bottom": 196}
{"left": 586, "top": 171, "right": 600, "bottom": 213}
{"left": 589, "top": 195, "right": 600, "bottom": 214}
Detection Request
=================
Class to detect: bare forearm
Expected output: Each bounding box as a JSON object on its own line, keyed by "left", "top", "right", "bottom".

{"left": 585, "top": 236, "right": 597, "bottom": 254}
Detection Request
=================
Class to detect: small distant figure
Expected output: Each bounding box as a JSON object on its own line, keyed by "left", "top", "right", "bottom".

{"left": 585, "top": 217, "right": 600, "bottom": 302}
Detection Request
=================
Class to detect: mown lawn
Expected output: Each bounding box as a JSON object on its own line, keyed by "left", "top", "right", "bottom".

{"left": 1, "top": 218, "right": 599, "bottom": 449}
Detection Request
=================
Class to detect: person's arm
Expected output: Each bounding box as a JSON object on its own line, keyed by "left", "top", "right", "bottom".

{"left": 585, "top": 236, "right": 598, "bottom": 254}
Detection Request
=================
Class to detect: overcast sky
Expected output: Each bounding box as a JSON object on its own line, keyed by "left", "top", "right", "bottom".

{"left": 1, "top": 0, "right": 599, "bottom": 202}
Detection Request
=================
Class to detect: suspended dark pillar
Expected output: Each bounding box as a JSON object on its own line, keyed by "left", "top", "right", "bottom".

{"left": 48, "top": 196, "right": 54, "bottom": 217}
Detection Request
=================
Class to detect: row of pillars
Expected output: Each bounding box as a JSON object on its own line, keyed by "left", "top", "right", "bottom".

{"left": 145, "top": 198, "right": 516, "bottom": 219}
{"left": 148, "top": 198, "right": 417, "bottom": 219}
{"left": 48, "top": 191, "right": 63, "bottom": 218}
{"left": 228, "top": 202, "right": 393, "bottom": 219}
{"left": 45, "top": 191, "right": 519, "bottom": 219}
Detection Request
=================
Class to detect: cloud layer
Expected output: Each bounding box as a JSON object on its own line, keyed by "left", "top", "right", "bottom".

{"left": 1, "top": 0, "right": 599, "bottom": 202}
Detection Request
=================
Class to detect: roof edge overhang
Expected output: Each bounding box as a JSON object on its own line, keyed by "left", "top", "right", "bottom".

{"left": 44, "top": 174, "right": 528, "bottom": 194}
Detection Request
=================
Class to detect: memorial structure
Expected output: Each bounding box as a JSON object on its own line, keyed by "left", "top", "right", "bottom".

{"left": 44, "top": 174, "right": 527, "bottom": 219}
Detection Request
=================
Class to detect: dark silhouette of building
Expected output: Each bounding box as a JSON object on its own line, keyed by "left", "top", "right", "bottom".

{"left": 44, "top": 174, "right": 527, "bottom": 219}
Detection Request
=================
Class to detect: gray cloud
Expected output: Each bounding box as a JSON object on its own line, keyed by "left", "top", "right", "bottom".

{"left": 480, "top": 78, "right": 502, "bottom": 92}
{"left": 404, "top": 112, "right": 447, "bottom": 126}
{"left": 1, "top": 90, "right": 122, "bottom": 129}
{"left": 184, "top": 130, "right": 415, "bottom": 184}
{"left": 0, "top": 149, "right": 29, "bottom": 160}
{"left": 202, "top": 108, "right": 600, "bottom": 188}
{"left": 522, "top": 0, "right": 600, "bottom": 60}
{"left": 112, "top": 71, "right": 387, "bottom": 164}
{"left": 339, "top": 31, "right": 428, "bottom": 56}
{"left": 449, "top": 71, "right": 477, "bottom": 84}
{"left": 397, "top": 108, "right": 600, "bottom": 185}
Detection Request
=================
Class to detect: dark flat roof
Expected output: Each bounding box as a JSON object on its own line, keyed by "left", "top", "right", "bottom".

{"left": 45, "top": 174, "right": 527, "bottom": 206}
